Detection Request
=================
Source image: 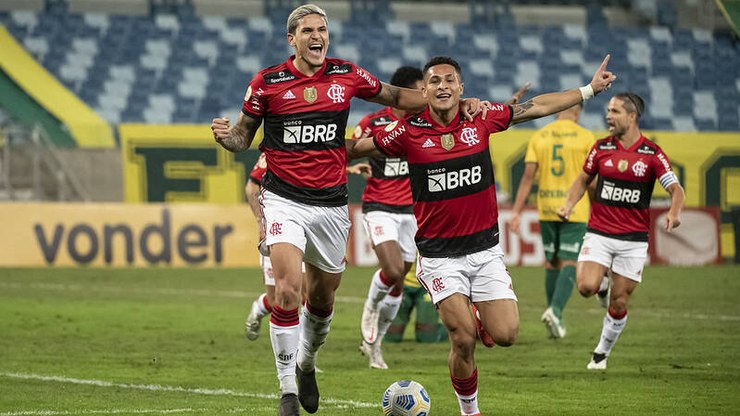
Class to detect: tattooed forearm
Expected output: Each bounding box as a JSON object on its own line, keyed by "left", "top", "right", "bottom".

{"left": 512, "top": 100, "right": 535, "bottom": 116}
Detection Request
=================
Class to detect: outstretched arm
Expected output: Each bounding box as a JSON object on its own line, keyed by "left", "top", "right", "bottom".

{"left": 367, "top": 82, "right": 426, "bottom": 114}
{"left": 510, "top": 162, "right": 537, "bottom": 235}
{"left": 346, "top": 137, "right": 383, "bottom": 160}
{"left": 557, "top": 171, "right": 596, "bottom": 221}
{"left": 511, "top": 54, "right": 616, "bottom": 125}
{"left": 368, "top": 82, "right": 485, "bottom": 121}
{"left": 211, "top": 112, "right": 262, "bottom": 152}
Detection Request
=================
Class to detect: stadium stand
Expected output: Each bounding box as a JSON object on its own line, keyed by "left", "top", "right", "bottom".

{"left": 0, "top": 0, "right": 737, "bottom": 132}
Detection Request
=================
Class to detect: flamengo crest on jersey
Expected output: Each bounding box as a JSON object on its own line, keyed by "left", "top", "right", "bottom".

{"left": 241, "top": 56, "right": 381, "bottom": 207}
{"left": 584, "top": 136, "right": 674, "bottom": 241}
{"left": 373, "top": 105, "right": 513, "bottom": 257}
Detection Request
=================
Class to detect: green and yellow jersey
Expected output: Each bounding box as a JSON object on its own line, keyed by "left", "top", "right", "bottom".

{"left": 524, "top": 119, "right": 594, "bottom": 223}
{"left": 404, "top": 261, "right": 419, "bottom": 287}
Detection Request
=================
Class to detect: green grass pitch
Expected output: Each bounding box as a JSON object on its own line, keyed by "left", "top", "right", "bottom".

{"left": 1, "top": 265, "right": 738, "bottom": 415}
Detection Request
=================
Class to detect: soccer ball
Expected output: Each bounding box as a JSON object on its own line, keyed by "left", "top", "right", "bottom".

{"left": 382, "top": 380, "right": 431, "bottom": 416}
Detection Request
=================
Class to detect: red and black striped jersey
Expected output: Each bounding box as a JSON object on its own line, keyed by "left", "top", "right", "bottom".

{"left": 242, "top": 56, "right": 381, "bottom": 206}
{"left": 351, "top": 107, "right": 413, "bottom": 214}
{"left": 583, "top": 135, "right": 675, "bottom": 241}
{"left": 249, "top": 153, "right": 267, "bottom": 184}
{"left": 373, "top": 104, "right": 513, "bottom": 257}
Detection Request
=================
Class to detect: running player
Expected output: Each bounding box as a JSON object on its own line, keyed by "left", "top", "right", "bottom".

{"left": 210, "top": 5, "right": 485, "bottom": 415}
{"left": 351, "top": 66, "right": 423, "bottom": 369}
{"left": 347, "top": 54, "right": 616, "bottom": 415}
{"left": 557, "top": 92, "right": 685, "bottom": 370}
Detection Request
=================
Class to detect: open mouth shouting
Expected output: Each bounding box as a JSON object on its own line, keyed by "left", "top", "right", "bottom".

{"left": 308, "top": 42, "right": 324, "bottom": 60}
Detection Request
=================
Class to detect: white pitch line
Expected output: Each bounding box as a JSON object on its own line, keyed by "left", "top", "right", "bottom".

{"left": 0, "top": 372, "right": 376, "bottom": 409}
{"left": 0, "top": 407, "right": 233, "bottom": 415}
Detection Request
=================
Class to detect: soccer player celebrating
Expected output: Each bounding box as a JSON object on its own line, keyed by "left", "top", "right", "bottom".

{"left": 210, "top": 5, "right": 485, "bottom": 415}
{"left": 347, "top": 55, "right": 616, "bottom": 415}
{"left": 557, "top": 92, "right": 685, "bottom": 370}
{"left": 510, "top": 103, "right": 595, "bottom": 339}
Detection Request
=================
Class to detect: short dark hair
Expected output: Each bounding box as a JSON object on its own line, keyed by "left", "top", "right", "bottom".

{"left": 614, "top": 92, "right": 645, "bottom": 119}
{"left": 423, "top": 56, "right": 462, "bottom": 79}
{"left": 390, "top": 66, "right": 423, "bottom": 89}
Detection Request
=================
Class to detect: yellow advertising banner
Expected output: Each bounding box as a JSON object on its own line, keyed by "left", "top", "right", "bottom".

{"left": 0, "top": 203, "right": 259, "bottom": 267}
{"left": 119, "top": 123, "right": 739, "bottom": 258}
{"left": 119, "top": 124, "right": 263, "bottom": 203}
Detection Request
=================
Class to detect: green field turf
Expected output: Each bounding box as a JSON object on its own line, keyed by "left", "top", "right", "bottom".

{"left": 1, "top": 265, "right": 738, "bottom": 415}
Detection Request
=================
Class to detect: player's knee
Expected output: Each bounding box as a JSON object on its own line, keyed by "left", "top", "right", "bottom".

{"left": 381, "top": 264, "right": 406, "bottom": 282}
{"left": 576, "top": 279, "right": 598, "bottom": 297}
{"left": 610, "top": 297, "right": 628, "bottom": 313}
{"left": 493, "top": 326, "right": 519, "bottom": 347}
{"left": 275, "top": 286, "right": 302, "bottom": 309}
{"left": 448, "top": 329, "right": 476, "bottom": 357}
{"left": 384, "top": 326, "right": 404, "bottom": 343}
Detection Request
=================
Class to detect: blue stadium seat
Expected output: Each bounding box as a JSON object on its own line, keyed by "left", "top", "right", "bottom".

{"left": 1, "top": 5, "right": 735, "bottom": 131}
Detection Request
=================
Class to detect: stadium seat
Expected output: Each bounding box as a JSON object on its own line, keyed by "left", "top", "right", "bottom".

{"left": 0, "top": 3, "right": 735, "bottom": 132}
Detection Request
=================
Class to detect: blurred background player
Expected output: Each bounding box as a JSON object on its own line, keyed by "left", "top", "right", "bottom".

{"left": 558, "top": 92, "right": 685, "bottom": 370}
{"left": 384, "top": 262, "right": 448, "bottom": 344}
{"left": 243, "top": 152, "right": 274, "bottom": 341}
{"left": 350, "top": 66, "right": 424, "bottom": 370}
{"left": 510, "top": 103, "right": 595, "bottom": 339}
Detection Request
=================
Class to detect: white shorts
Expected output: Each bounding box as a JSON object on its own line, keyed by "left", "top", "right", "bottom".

{"left": 261, "top": 189, "right": 351, "bottom": 274}
{"left": 260, "top": 254, "right": 305, "bottom": 286}
{"left": 416, "top": 244, "right": 518, "bottom": 305}
{"left": 362, "top": 210, "right": 418, "bottom": 263}
{"left": 578, "top": 232, "right": 649, "bottom": 282}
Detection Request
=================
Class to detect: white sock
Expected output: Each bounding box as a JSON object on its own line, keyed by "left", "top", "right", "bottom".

{"left": 594, "top": 310, "right": 628, "bottom": 355}
{"left": 376, "top": 293, "right": 402, "bottom": 341}
{"left": 455, "top": 390, "right": 480, "bottom": 415}
{"left": 296, "top": 306, "right": 333, "bottom": 371}
{"left": 367, "top": 269, "right": 391, "bottom": 307}
{"left": 253, "top": 293, "right": 271, "bottom": 319}
{"left": 269, "top": 321, "right": 299, "bottom": 395}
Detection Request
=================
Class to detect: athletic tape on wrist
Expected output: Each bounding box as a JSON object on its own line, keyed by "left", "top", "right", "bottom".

{"left": 579, "top": 84, "right": 594, "bottom": 101}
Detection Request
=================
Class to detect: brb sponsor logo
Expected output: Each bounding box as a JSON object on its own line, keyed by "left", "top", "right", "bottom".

{"left": 601, "top": 181, "right": 641, "bottom": 203}
{"left": 427, "top": 166, "right": 482, "bottom": 192}
{"left": 283, "top": 121, "right": 338, "bottom": 144}
{"left": 383, "top": 158, "right": 408, "bottom": 176}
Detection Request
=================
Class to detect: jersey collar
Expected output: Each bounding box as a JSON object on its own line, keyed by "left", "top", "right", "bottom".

{"left": 286, "top": 54, "right": 328, "bottom": 79}
{"left": 420, "top": 106, "right": 465, "bottom": 133}
{"left": 614, "top": 134, "right": 647, "bottom": 152}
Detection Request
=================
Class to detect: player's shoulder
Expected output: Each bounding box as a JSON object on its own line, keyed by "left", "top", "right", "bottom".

{"left": 405, "top": 113, "right": 434, "bottom": 129}
{"left": 594, "top": 136, "right": 618, "bottom": 151}
{"left": 634, "top": 136, "right": 662, "bottom": 155}
{"left": 323, "top": 57, "right": 356, "bottom": 75}
{"left": 364, "top": 107, "right": 396, "bottom": 126}
{"left": 258, "top": 62, "right": 296, "bottom": 85}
